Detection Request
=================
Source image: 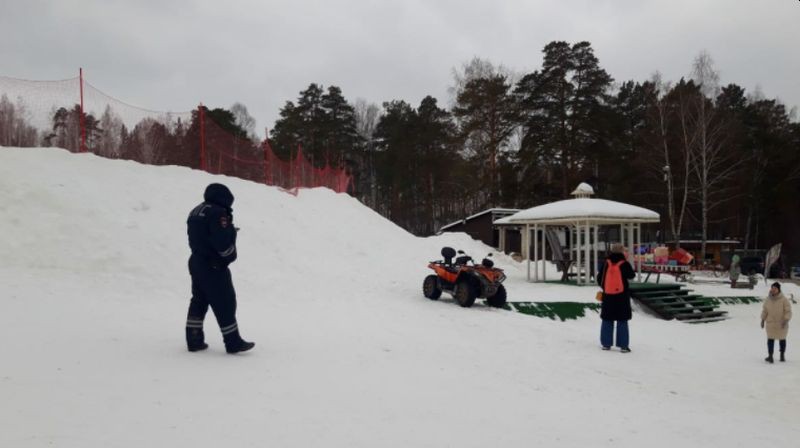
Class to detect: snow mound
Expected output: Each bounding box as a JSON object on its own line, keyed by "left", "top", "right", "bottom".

{"left": 0, "top": 147, "right": 797, "bottom": 448}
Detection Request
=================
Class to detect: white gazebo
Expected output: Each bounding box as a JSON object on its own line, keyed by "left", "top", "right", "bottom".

{"left": 494, "top": 183, "right": 660, "bottom": 284}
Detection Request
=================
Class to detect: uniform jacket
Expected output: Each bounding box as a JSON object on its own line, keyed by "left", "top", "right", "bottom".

{"left": 761, "top": 293, "right": 792, "bottom": 340}
{"left": 187, "top": 183, "right": 238, "bottom": 268}
{"left": 597, "top": 252, "right": 636, "bottom": 321}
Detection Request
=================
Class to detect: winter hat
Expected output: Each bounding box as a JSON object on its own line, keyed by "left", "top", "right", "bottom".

{"left": 204, "top": 183, "right": 234, "bottom": 209}
{"left": 771, "top": 282, "right": 781, "bottom": 291}
{"left": 610, "top": 243, "right": 626, "bottom": 254}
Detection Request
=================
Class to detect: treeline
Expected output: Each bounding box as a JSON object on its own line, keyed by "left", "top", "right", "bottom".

{"left": 267, "top": 41, "right": 800, "bottom": 263}
{"left": 2, "top": 41, "right": 799, "bottom": 261}
{"left": 0, "top": 94, "right": 39, "bottom": 147}
{"left": 0, "top": 97, "right": 260, "bottom": 169}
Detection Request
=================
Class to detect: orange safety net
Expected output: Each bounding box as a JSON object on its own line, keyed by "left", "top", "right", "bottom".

{"left": 0, "top": 72, "right": 353, "bottom": 194}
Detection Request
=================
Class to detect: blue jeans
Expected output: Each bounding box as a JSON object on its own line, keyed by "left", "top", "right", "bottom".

{"left": 601, "top": 320, "right": 629, "bottom": 348}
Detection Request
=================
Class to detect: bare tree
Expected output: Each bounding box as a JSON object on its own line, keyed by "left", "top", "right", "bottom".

{"left": 690, "top": 51, "right": 741, "bottom": 262}
{"left": 354, "top": 98, "right": 381, "bottom": 207}
{"left": 99, "top": 105, "right": 124, "bottom": 157}
{"left": 648, "top": 73, "right": 693, "bottom": 248}
{"left": 448, "top": 57, "right": 518, "bottom": 109}
{"left": 0, "top": 94, "right": 38, "bottom": 147}
{"left": 230, "top": 102, "right": 257, "bottom": 141}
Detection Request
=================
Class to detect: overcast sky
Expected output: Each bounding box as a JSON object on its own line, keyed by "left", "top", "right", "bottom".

{"left": 2, "top": 0, "right": 798, "bottom": 136}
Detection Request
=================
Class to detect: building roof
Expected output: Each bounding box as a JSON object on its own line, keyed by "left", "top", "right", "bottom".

{"left": 668, "top": 240, "right": 741, "bottom": 245}
{"left": 494, "top": 197, "right": 660, "bottom": 225}
{"left": 439, "top": 208, "right": 521, "bottom": 232}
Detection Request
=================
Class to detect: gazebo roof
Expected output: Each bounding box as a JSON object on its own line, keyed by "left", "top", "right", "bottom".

{"left": 494, "top": 197, "right": 660, "bottom": 225}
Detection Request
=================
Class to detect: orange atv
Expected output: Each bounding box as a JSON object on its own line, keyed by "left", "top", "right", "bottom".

{"left": 423, "top": 247, "right": 507, "bottom": 308}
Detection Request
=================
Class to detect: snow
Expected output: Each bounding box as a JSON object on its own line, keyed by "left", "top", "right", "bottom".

{"left": 497, "top": 198, "right": 660, "bottom": 224}
{"left": 1, "top": 146, "right": 798, "bottom": 447}
{"left": 571, "top": 182, "right": 595, "bottom": 196}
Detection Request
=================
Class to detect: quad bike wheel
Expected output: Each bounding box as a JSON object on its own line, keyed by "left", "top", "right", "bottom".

{"left": 422, "top": 275, "right": 442, "bottom": 300}
{"left": 486, "top": 284, "right": 507, "bottom": 308}
{"left": 454, "top": 279, "right": 477, "bottom": 307}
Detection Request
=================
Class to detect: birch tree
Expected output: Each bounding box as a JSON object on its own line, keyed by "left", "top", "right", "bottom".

{"left": 648, "top": 74, "right": 693, "bottom": 248}
{"left": 689, "top": 52, "right": 740, "bottom": 262}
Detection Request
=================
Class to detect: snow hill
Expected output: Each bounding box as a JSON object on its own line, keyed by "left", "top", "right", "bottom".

{"left": 1, "top": 147, "right": 798, "bottom": 448}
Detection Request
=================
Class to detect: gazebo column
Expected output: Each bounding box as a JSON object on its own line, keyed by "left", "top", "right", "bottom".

{"left": 636, "top": 223, "right": 642, "bottom": 282}
{"left": 499, "top": 227, "right": 506, "bottom": 253}
{"left": 593, "top": 225, "right": 599, "bottom": 281}
{"left": 570, "top": 225, "right": 576, "bottom": 280}
{"left": 542, "top": 225, "right": 547, "bottom": 281}
{"left": 525, "top": 224, "right": 531, "bottom": 281}
{"left": 533, "top": 224, "right": 539, "bottom": 282}
{"left": 584, "top": 221, "right": 591, "bottom": 285}
{"left": 627, "top": 223, "right": 635, "bottom": 269}
{"left": 575, "top": 222, "right": 582, "bottom": 284}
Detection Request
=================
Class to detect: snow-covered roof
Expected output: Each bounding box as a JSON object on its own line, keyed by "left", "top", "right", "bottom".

{"left": 494, "top": 198, "right": 659, "bottom": 225}
{"left": 439, "top": 208, "right": 520, "bottom": 231}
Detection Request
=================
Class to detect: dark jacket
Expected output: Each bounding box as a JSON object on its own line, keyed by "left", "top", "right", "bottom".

{"left": 187, "top": 183, "right": 238, "bottom": 268}
{"left": 597, "top": 252, "right": 636, "bottom": 321}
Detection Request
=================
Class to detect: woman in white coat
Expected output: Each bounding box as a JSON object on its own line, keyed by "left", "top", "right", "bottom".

{"left": 761, "top": 282, "right": 792, "bottom": 363}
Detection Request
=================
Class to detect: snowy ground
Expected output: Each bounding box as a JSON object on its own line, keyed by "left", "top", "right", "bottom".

{"left": 1, "top": 147, "right": 798, "bottom": 447}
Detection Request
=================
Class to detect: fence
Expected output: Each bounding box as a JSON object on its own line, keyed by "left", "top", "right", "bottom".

{"left": 0, "top": 70, "right": 353, "bottom": 194}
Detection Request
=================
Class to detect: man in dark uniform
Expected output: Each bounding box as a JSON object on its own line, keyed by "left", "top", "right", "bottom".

{"left": 185, "top": 183, "right": 255, "bottom": 354}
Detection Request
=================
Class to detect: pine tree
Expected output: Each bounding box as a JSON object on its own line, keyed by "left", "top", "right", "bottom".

{"left": 452, "top": 74, "right": 517, "bottom": 207}
{"left": 515, "top": 41, "right": 613, "bottom": 199}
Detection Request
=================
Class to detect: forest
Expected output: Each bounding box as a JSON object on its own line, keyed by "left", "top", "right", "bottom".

{"left": 2, "top": 41, "right": 799, "bottom": 262}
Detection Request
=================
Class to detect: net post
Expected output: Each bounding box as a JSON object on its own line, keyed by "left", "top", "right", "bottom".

{"left": 198, "top": 104, "right": 206, "bottom": 171}
{"left": 79, "top": 68, "right": 86, "bottom": 153}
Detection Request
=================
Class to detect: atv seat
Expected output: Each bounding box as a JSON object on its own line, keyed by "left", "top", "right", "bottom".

{"left": 455, "top": 255, "right": 472, "bottom": 265}
{"left": 441, "top": 247, "right": 456, "bottom": 266}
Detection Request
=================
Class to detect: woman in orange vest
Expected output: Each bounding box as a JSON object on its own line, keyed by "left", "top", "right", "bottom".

{"left": 597, "top": 243, "right": 636, "bottom": 352}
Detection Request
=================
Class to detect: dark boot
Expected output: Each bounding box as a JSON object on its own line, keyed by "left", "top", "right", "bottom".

{"left": 223, "top": 329, "right": 255, "bottom": 354}
{"left": 780, "top": 352, "right": 786, "bottom": 362}
{"left": 186, "top": 327, "right": 208, "bottom": 352}
{"left": 765, "top": 355, "right": 774, "bottom": 363}
{"left": 227, "top": 340, "right": 255, "bottom": 354}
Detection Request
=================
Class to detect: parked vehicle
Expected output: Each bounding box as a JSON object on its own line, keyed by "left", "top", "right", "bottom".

{"left": 423, "top": 247, "right": 507, "bottom": 308}
{"left": 739, "top": 256, "right": 765, "bottom": 276}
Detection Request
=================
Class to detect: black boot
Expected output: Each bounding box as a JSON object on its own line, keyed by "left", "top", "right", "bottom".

{"left": 186, "top": 327, "right": 208, "bottom": 352}
{"left": 223, "top": 329, "right": 255, "bottom": 354}
{"left": 780, "top": 352, "right": 786, "bottom": 362}
{"left": 227, "top": 340, "right": 255, "bottom": 354}
{"left": 765, "top": 354, "right": 774, "bottom": 363}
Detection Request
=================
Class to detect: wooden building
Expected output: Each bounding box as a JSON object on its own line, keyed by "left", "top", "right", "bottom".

{"left": 438, "top": 208, "right": 520, "bottom": 248}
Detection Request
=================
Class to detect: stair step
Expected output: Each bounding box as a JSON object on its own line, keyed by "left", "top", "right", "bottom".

{"left": 651, "top": 302, "right": 715, "bottom": 310}
{"left": 631, "top": 284, "right": 729, "bottom": 323}
{"left": 634, "top": 289, "right": 694, "bottom": 297}
{"left": 683, "top": 316, "right": 731, "bottom": 324}
{"left": 641, "top": 295, "right": 706, "bottom": 304}
{"left": 674, "top": 310, "right": 729, "bottom": 320}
